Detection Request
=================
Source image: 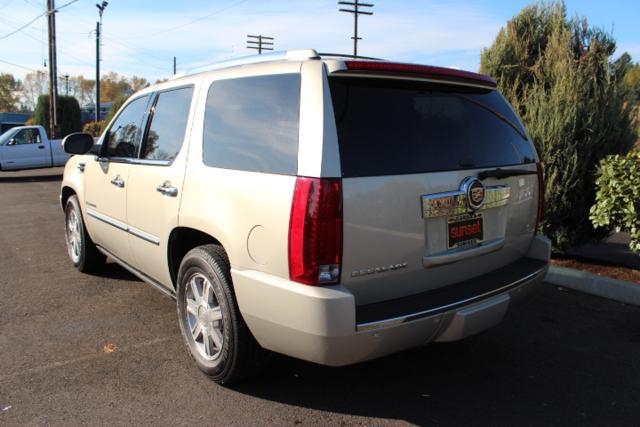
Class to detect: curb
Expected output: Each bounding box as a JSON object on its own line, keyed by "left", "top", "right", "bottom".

{"left": 545, "top": 265, "right": 640, "bottom": 307}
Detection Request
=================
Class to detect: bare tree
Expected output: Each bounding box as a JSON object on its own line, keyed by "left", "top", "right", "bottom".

{"left": 20, "top": 71, "right": 48, "bottom": 111}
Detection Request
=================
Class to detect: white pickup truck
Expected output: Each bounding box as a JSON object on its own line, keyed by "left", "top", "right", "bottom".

{"left": 0, "top": 125, "right": 70, "bottom": 171}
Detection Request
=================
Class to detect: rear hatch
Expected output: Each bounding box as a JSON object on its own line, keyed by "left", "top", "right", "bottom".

{"left": 328, "top": 64, "right": 540, "bottom": 306}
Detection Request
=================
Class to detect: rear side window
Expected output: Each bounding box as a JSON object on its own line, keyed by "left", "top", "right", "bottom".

{"left": 105, "top": 95, "right": 149, "bottom": 158}
{"left": 329, "top": 77, "right": 535, "bottom": 177}
{"left": 142, "top": 86, "right": 194, "bottom": 161}
{"left": 203, "top": 74, "right": 300, "bottom": 174}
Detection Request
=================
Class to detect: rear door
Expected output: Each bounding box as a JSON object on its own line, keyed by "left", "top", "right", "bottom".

{"left": 126, "top": 85, "right": 196, "bottom": 287}
{"left": 329, "top": 75, "right": 540, "bottom": 305}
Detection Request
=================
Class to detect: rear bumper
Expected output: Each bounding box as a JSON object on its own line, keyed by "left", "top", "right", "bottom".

{"left": 233, "top": 235, "right": 551, "bottom": 367}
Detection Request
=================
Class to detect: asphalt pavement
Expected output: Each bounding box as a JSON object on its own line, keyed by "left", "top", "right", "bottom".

{"left": 0, "top": 167, "right": 639, "bottom": 426}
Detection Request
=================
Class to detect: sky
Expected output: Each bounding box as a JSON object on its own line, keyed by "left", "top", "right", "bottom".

{"left": 0, "top": 0, "right": 639, "bottom": 82}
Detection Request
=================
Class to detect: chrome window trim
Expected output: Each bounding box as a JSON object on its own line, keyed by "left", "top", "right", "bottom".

{"left": 86, "top": 208, "right": 160, "bottom": 246}
{"left": 356, "top": 266, "right": 546, "bottom": 332}
{"left": 95, "top": 156, "right": 171, "bottom": 167}
{"left": 139, "top": 84, "right": 195, "bottom": 165}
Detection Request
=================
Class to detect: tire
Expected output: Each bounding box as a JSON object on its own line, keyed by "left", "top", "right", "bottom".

{"left": 64, "top": 195, "right": 106, "bottom": 272}
{"left": 176, "top": 244, "right": 269, "bottom": 384}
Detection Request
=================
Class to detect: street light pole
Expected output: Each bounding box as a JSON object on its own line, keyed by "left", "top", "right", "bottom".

{"left": 95, "top": 1, "right": 108, "bottom": 122}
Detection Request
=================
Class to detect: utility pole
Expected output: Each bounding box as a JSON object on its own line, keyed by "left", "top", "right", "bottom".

{"left": 95, "top": 1, "right": 108, "bottom": 122}
{"left": 64, "top": 74, "right": 69, "bottom": 96}
{"left": 173, "top": 56, "right": 177, "bottom": 75}
{"left": 338, "top": 0, "right": 374, "bottom": 57}
{"left": 246, "top": 34, "right": 274, "bottom": 54}
{"left": 47, "top": 0, "right": 58, "bottom": 138}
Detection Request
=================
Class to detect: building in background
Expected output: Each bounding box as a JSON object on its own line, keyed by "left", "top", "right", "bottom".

{"left": 81, "top": 102, "right": 113, "bottom": 124}
{"left": 0, "top": 112, "right": 32, "bottom": 134}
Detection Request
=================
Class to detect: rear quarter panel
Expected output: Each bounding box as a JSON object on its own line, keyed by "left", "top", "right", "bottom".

{"left": 179, "top": 61, "right": 302, "bottom": 277}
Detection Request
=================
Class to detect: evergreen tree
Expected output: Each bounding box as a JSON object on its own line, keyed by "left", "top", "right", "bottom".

{"left": 480, "top": 2, "right": 636, "bottom": 250}
{"left": 32, "top": 95, "right": 82, "bottom": 138}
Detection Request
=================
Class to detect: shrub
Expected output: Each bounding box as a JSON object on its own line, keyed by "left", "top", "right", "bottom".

{"left": 32, "top": 95, "right": 82, "bottom": 139}
{"left": 590, "top": 151, "right": 640, "bottom": 253}
{"left": 83, "top": 120, "right": 104, "bottom": 137}
{"left": 480, "top": 2, "right": 637, "bottom": 251}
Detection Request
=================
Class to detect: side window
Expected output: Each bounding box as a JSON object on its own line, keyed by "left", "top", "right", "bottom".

{"left": 14, "top": 129, "right": 41, "bottom": 145}
{"left": 104, "top": 95, "right": 149, "bottom": 158}
{"left": 203, "top": 74, "right": 300, "bottom": 175}
{"left": 141, "top": 86, "right": 194, "bottom": 161}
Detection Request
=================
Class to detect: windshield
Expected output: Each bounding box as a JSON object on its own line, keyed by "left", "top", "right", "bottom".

{"left": 0, "top": 128, "right": 18, "bottom": 146}
{"left": 329, "top": 77, "right": 536, "bottom": 177}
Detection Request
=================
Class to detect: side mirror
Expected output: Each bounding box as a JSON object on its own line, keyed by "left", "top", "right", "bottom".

{"left": 6, "top": 138, "right": 16, "bottom": 146}
{"left": 63, "top": 132, "right": 94, "bottom": 155}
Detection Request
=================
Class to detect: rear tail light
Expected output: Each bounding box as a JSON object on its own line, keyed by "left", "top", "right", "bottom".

{"left": 288, "top": 177, "right": 342, "bottom": 285}
{"left": 535, "top": 162, "right": 545, "bottom": 234}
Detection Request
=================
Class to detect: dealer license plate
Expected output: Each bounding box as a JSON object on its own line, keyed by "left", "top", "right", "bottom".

{"left": 447, "top": 213, "right": 483, "bottom": 249}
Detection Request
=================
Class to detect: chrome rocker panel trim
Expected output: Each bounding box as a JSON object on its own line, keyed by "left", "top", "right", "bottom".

{"left": 96, "top": 245, "right": 176, "bottom": 300}
{"left": 86, "top": 208, "right": 161, "bottom": 246}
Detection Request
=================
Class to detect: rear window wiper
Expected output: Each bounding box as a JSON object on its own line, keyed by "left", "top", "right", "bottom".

{"left": 477, "top": 168, "right": 537, "bottom": 180}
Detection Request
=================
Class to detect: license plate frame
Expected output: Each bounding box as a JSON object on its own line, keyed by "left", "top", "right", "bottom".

{"left": 447, "top": 213, "right": 483, "bottom": 249}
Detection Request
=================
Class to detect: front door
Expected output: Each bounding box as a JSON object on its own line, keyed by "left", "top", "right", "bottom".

{"left": 1, "top": 128, "right": 48, "bottom": 169}
{"left": 84, "top": 95, "right": 151, "bottom": 264}
{"left": 126, "top": 86, "right": 196, "bottom": 288}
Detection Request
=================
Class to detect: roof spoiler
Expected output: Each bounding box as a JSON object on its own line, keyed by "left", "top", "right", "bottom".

{"left": 342, "top": 61, "right": 497, "bottom": 87}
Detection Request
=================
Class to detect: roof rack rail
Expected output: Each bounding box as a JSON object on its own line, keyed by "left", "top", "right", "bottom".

{"left": 174, "top": 49, "right": 320, "bottom": 79}
{"left": 318, "top": 52, "right": 383, "bottom": 61}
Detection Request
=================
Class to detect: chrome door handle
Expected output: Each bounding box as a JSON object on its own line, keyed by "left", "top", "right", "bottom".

{"left": 77, "top": 162, "right": 86, "bottom": 172}
{"left": 156, "top": 182, "right": 178, "bottom": 197}
{"left": 110, "top": 177, "right": 125, "bottom": 188}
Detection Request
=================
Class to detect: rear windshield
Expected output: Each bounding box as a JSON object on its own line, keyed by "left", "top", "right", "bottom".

{"left": 329, "top": 77, "right": 535, "bottom": 177}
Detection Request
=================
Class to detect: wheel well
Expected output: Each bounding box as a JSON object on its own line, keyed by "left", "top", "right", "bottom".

{"left": 168, "top": 227, "right": 222, "bottom": 288}
{"left": 61, "top": 186, "right": 76, "bottom": 209}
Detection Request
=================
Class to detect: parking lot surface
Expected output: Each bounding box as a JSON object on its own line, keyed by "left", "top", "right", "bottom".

{"left": 1, "top": 168, "right": 639, "bottom": 426}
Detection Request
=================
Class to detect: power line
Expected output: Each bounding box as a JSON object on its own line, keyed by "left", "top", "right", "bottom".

{"left": 58, "top": 11, "right": 171, "bottom": 72}
{"left": 0, "top": 10, "right": 47, "bottom": 41}
{"left": 0, "top": 0, "right": 78, "bottom": 41}
{"left": 0, "top": 58, "right": 39, "bottom": 72}
{"left": 120, "top": 0, "right": 251, "bottom": 40}
{"left": 0, "top": 15, "right": 94, "bottom": 67}
{"left": 0, "top": 0, "right": 15, "bottom": 10}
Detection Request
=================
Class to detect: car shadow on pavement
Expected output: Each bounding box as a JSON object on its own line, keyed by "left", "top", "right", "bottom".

{"left": 91, "top": 261, "right": 141, "bottom": 283}
{"left": 0, "top": 173, "right": 63, "bottom": 183}
{"left": 230, "top": 286, "right": 639, "bottom": 425}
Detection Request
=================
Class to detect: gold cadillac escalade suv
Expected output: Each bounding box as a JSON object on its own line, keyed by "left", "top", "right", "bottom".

{"left": 60, "top": 49, "right": 550, "bottom": 384}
